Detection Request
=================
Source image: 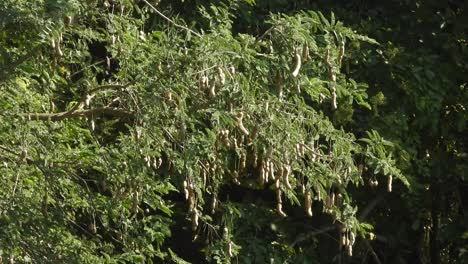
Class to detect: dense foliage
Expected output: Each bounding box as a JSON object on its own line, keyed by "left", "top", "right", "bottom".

{"left": 0, "top": 0, "right": 466, "bottom": 263}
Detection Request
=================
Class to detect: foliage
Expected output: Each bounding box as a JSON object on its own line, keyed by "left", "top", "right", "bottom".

{"left": 1, "top": 0, "right": 465, "bottom": 263}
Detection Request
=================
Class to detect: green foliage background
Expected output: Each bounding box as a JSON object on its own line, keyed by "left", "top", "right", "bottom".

{"left": 0, "top": 0, "right": 466, "bottom": 263}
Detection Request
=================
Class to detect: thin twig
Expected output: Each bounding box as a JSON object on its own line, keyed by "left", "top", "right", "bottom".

{"left": 11, "top": 172, "right": 20, "bottom": 196}
{"left": 24, "top": 107, "right": 134, "bottom": 121}
{"left": 141, "top": 0, "right": 201, "bottom": 37}
{"left": 0, "top": 145, "right": 19, "bottom": 156}
{"left": 21, "top": 83, "right": 133, "bottom": 121}
{"left": 69, "top": 59, "right": 105, "bottom": 80}
{"left": 69, "top": 83, "right": 130, "bottom": 113}
{"left": 192, "top": 65, "right": 218, "bottom": 75}
{"left": 290, "top": 225, "right": 336, "bottom": 247}
{"left": 255, "top": 25, "right": 276, "bottom": 44}
{"left": 363, "top": 239, "right": 382, "bottom": 264}
{"left": 358, "top": 193, "right": 386, "bottom": 221}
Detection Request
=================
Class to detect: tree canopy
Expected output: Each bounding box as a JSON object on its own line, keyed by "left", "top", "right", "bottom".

{"left": 0, "top": 0, "right": 466, "bottom": 263}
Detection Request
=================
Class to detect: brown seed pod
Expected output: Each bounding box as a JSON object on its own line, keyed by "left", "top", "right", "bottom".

{"left": 346, "top": 245, "right": 353, "bottom": 256}
{"left": 85, "top": 94, "right": 93, "bottom": 108}
{"left": 64, "top": 15, "right": 73, "bottom": 26}
{"left": 331, "top": 83, "right": 337, "bottom": 109}
{"left": 236, "top": 112, "right": 249, "bottom": 135}
{"left": 276, "top": 188, "right": 285, "bottom": 216}
{"left": 202, "top": 169, "right": 207, "bottom": 186}
{"left": 209, "top": 80, "right": 216, "bottom": 97}
{"left": 223, "top": 226, "right": 229, "bottom": 240}
{"left": 165, "top": 91, "right": 173, "bottom": 101}
{"left": 211, "top": 196, "right": 217, "bottom": 214}
{"left": 349, "top": 232, "right": 356, "bottom": 246}
{"left": 299, "top": 141, "right": 305, "bottom": 156}
{"left": 276, "top": 202, "right": 287, "bottom": 217}
{"left": 183, "top": 181, "right": 190, "bottom": 200}
{"left": 292, "top": 51, "right": 302, "bottom": 77}
{"left": 218, "top": 67, "right": 226, "bottom": 85}
{"left": 283, "top": 165, "right": 292, "bottom": 189}
{"left": 263, "top": 161, "right": 270, "bottom": 183}
{"left": 233, "top": 171, "right": 241, "bottom": 185}
{"left": 220, "top": 130, "right": 230, "bottom": 146}
{"left": 55, "top": 42, "right": 63, "bottom": 57}
{"left": 387, "top": 175, "right": 393, "bottom": 192}
{"left": 341, "top": 234, "right": 347, "bottom": 247}
{"left": 139, "top": 30, "right": 146, "bottom": 41}
{"left": 325, "top": 49, "right": 331, "bottom": 67}
{"left": 232, "top": 138, "right": 238, "bottom": 149}
{"left": 184, "top": 180, "right": 190, "bottom": 200}
{"left": 275, "top": 179, "right": 280, "bottom": 189}
{"left": 269, "top": 161, "right": 276, "bottom": 181}
{"left": 239, "top": 153, "right": 246, "bottom": 171}
{"left": 369, "top": 179, "right": 379, "bottom": 187}
{"left": 199, "top": 75, "right": 207, "bottom": 89}
{"left": 305, "top": 191, "right": 313, "bottom": 217}
{"left": 191, "top": 210, "right": 199, "bottom": 231}
{"left": 338, "top": 39, "right": 345, "bottom": 66}
{"left": 319, "top": 93, "right": 325, "bottom": 104}
{"left": 88, "top": 223, "right": 97, "bottom": 234}
{"left": 228, "top": 241, "right": 233, "bottom": 257}
{"left": 276, "top": 188, "right": 282, "bottom": 204}
{"left": 228, "top": 66, "right": 235, "bottom": 76}
{"left": 294, "top": 144, "right": 299, "bottom": 158}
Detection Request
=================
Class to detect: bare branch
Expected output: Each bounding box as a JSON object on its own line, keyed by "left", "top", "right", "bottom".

{"left": 25, "top": 107, "right": 134, "bottom": 121}
{"left": 141, "top": 0, "right": 201, "bottom": 37}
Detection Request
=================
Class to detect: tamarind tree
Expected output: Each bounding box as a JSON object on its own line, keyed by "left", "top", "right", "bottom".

{"left": 0, "top": 0, "right": 414, "bottom": 263}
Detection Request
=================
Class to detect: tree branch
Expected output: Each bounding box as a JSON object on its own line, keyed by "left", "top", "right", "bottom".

{"left": 68, "top": 84, "right": 130, "bottom": 113}
{"left": 290, "top": 225, "right": 336, "bottom": 248}
{"left": 363, "top": 239, "right": 382, "bottom": 264}
{"left": 358, "top": 192, "right": 386, "bottom": 221}
{"left": 25, "top": 107, "right": 134, "bottom": 121}
{"left": 141, "top": 0, "right": 201, "bottom": 37}
{"left": 24, "top": 83, "right": 132, "bottom": 122}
